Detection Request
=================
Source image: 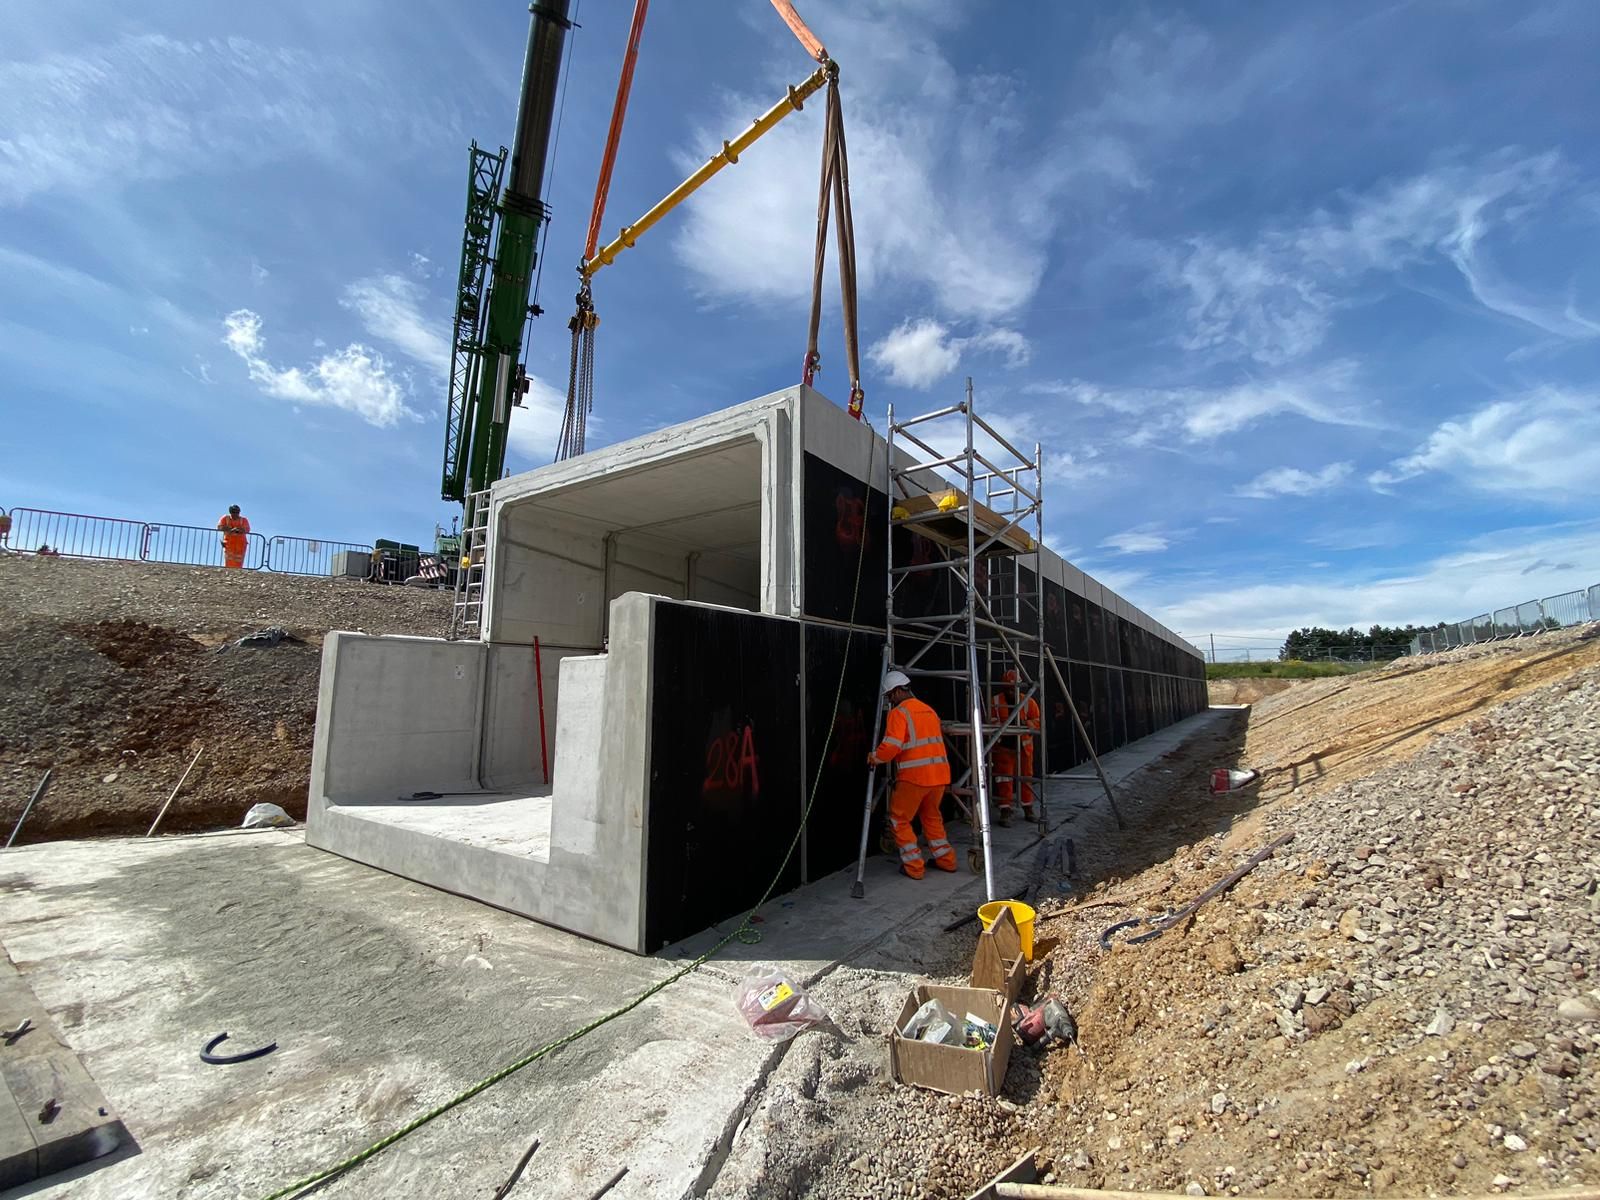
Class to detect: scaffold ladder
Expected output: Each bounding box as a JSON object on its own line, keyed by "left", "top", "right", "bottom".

{"left": 855, "top": 377, "right": 1046, "bottom": 903}
{"left": 451, "top": 486, "right": 492, "bottom": 640}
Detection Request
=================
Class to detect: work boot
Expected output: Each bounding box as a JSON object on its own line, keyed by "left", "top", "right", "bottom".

{"left": 996, "top": 806, "right": 1013, "bottom": 828}
{"left": 1022, "top": 804, "right": 1038, "bottom": 824}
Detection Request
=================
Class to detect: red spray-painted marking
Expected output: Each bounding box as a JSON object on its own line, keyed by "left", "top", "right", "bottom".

{"left": 703, "top": 723, "right": 761, "bottom": 799}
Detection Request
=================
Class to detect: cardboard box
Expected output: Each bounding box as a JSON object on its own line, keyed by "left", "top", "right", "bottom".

{"left": 889, "top": 984, "right": 1014, "bottom": 1097}
{"left": 969, "top": 905, "right": 1027, "bottom": 1002}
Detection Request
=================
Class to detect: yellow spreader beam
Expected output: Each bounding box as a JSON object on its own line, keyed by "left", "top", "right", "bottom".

{"left": 582, "top": 64, "right": 832, "bottom": 279}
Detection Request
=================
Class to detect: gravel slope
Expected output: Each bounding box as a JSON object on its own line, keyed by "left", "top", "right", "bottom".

{"left": 707, "top": 626, "right": 1600, "bottom": 1199}
{"left": 0, "top": 555, "right": 451, "bottom": 841}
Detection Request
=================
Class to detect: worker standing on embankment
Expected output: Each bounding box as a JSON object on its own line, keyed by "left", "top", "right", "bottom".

{"left": 868, "top": 670, "right": 957, "bottom": 880}
{"left": 217, "top": 504, "right": 250, "bottom": 569}
{"left": 991, "top": 669, "right": 1039, "bottom": 825}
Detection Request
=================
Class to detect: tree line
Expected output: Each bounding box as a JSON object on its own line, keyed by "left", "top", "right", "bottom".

{"left": 1278, "top": 625, "right": 1426, "bottom": 662}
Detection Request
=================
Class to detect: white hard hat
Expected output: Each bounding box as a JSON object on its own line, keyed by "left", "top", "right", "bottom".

{"left": 882, "top": 669, "right": 911, "bottom": 694}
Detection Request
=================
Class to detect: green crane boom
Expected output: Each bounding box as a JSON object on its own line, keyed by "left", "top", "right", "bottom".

{"left": 442, "top": 0, "right": 572, "bottom": 504}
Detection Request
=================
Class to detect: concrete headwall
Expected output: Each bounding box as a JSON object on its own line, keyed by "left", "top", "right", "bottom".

{"left": 307, "top": 593, "right": 660, "bottom": 952}
{"left": 309, "top": 633, "right": 486, "bottom": 803}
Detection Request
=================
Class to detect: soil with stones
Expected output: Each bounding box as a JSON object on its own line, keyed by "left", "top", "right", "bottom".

{"left": 707, "top": 625, "right": 1600, "bottom": 1199}
{"left": 1208, "top": 677, "right": 1301, "bottom": 706}
{"left": 0, "top": 555, "right": 450, "bottom": 841}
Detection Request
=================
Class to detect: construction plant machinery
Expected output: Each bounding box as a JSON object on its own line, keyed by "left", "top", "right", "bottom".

{"left": 441, "top": 0, "right": 863, "bottom": 639}
{"left": 438, "top": 1, "right": 571, "bottom": 508}
{"left": 439, "top": 0, "right": 859, "bottom": 500}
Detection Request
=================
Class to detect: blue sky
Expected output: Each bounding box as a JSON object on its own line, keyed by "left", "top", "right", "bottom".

{"left": 4, "top": 0, "right": 1598, "bottom": 651}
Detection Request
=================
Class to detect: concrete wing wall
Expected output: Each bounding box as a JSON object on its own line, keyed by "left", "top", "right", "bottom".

{"left": 309, "top": 632, "right": 485, "bottom": 804}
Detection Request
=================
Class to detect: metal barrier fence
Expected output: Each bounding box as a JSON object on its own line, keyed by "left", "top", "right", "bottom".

{"left": 267, "top": 535, "right": 373, "bottom": 577}
{"left": 1, "top": 505, "right": 368, "bottom": 576}
{"left": 7, "top": 507, "right": 158, "bottom": 562}
{"left": 147, "top": 521, "right": 269, "bottom": 569}
{"left": 1409, "top": 582, "right": 1598, "bottom": 654}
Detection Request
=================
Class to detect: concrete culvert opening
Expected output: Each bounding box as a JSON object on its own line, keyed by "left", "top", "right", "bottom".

{"left": 494, "top": 436, "right": 765, "bottom": 643}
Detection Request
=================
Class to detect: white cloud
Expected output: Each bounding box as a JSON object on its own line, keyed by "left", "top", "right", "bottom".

{"left": 668, "top": 6, "right": 1218, "bottom": 325}
{"left": 1236, "top": 461, "right": 1352, "bottom": 500}
{"left": 1154, "top": 521, "right": 1600, "bottom": 642}
{"left": 870, "top": 318, "right": 961, "bottom": 388}
{"left": 1101, "top": 528, "right": 1170, "bottom": 555}
{"left": 964, "top": 329, "right": 1031, "bottom": 366}
{"left": 504, "top": 374, "right": 568, "bottom": 465}
{"left": 341, "top": 274, "right": 451, "bottom": 376}
{"left": 1183, "top": 376, "right": 1366, "bottom": 439}
{"left": 1370, "top": 387, "right": 1600, "bottom": 501}
{"left": 0, "top": 34, "right": 452, "bottom": 205}
{"left": 1044, "top": 447, "right": 1110, "bottom": 484}
{"left": 867, "top": 317, "right": 1028, "bottom": 389}
{"left": 1448, "top": 217, "right": 1600, "bottom": 339}
{"left": 1026, "top": 360, "right": 1378, "bottom": 443}
{"left": 221, "top": 309, "right": 418, "bottom": 428}
{"left": 1085, "top": 566, "right": 1150, "bottom": 597}
{"left": 1161, "top": 151, "right": 1587, "bottom": 363}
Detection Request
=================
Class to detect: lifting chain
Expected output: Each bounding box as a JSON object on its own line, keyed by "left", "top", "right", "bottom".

{"left": 557, "top": 284, "right": 598, "bottom": 461}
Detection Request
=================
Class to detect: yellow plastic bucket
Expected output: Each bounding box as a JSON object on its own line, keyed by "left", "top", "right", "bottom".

{"left": 977, "top": 900, "right": 1037, "bottom": 962}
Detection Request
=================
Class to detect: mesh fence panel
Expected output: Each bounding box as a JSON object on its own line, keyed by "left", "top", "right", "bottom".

{"left": 2, "top": 505, "right": 370, "bottom": 575}
{"left": 1517, "top": 601, "right": 1544, "bottom": 633}
{"left": 5, "top": 508, "right": 153, "bottom": 560}
{"left": 1493, "top": 607, "right": 1519, "bottom": 639}
{"left": 1540, "top": 590, "right": 1591, "bottom": 628}
{"left": 267, "top": 536, "right": 374, "bottom": 576}
{"left": 144, "top": 522, "right": 267, "bottom": 569}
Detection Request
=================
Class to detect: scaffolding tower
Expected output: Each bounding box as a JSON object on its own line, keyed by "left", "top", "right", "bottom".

{"left": 879, "top": 378, "right": 1046, "bottom": 901}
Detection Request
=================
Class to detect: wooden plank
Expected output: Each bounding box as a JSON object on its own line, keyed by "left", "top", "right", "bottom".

{"left": 0, "top": 1078, "right": 36, "bottom": 1191}
{"left": 966, "top": 1147, "right": 1039, "bottom": 1200}
{"left": 895, "top": 490, "right": 1034, "bottom": 554}
{"left": 0, "top": 947, "right": 127, "bottom": 1186}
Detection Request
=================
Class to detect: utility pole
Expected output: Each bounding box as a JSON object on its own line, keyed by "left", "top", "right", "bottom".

{"left": 1209, "top": 633, "right": 1216, "bottom": 664}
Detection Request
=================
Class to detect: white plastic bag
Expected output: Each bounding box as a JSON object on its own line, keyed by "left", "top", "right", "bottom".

{"left": 734, "top": 967, "right": 829, "bottom": 1042}
{"left": 902, "top": 998, "right": 962, "bottom": 1046}
{"left": 241, "top": 802, "right": 294, "bottom": 829}
{"left": 1210, "top": 768, "right": 1260, "bottom": 793}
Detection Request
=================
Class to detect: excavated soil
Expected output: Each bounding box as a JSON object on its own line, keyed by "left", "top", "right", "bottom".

{"left": 1208, "top": 677, "right": 1302, "bottom": 706}
{"left": 0, "top": 555, "right": 450, "bottom": 841}
{"left": 709, "top": 625, "right": 1600, "bottom": 1200}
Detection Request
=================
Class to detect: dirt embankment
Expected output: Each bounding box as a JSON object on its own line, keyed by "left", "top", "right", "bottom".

{"left": 0, "top": 555, "right": 451, "bottom": 842}
{"left": 710, "top": 625, "right": 1600, "bottom": 1200}
{"left": 1209, "top": 676, "right": 1302, "bottom": 706}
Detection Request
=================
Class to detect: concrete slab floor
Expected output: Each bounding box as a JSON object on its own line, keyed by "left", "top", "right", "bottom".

{"left": 0, "top": 710, "right": 1228, "bottom": 1200}
{"left": 667, "top": 708, "right": 1229, "bottom": 973}
{"left": 337, "top": 790, "right": 554, "bottom": 862}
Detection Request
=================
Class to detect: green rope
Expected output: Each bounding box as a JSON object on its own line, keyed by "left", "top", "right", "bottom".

{"left": 262, "top": 433, "right": 878, "bottom": 1200}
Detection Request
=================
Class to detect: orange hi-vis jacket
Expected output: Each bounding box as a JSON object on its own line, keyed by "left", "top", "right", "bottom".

{"left": 217, "top": 513, "right": 251, "bottom": 540}
{"left": 991, "top": 691, "right": 1040, "bottom": 751}
{"left": 873, "top": 697, "right": 951, "bottom": 786}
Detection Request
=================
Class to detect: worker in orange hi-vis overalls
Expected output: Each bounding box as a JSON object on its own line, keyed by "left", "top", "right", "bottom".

{"left": 991, "top": 669, "right": 1040, "bottom": 826}
{"left": 217, "top": 505, "right": 250, "bottom": 568}
{"left": 867, "top": 670, "right": 956, "bottom": 880}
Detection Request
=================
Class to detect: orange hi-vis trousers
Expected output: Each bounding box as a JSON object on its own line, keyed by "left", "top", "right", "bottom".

{"left": 222, "top": 536, "right": 248, "bottom": 568}
{"left": 888, "top": 781, "right": 958, "bottom": 880}
{"left": 993, "top": 742, "right": 1036, "bottom": 809}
